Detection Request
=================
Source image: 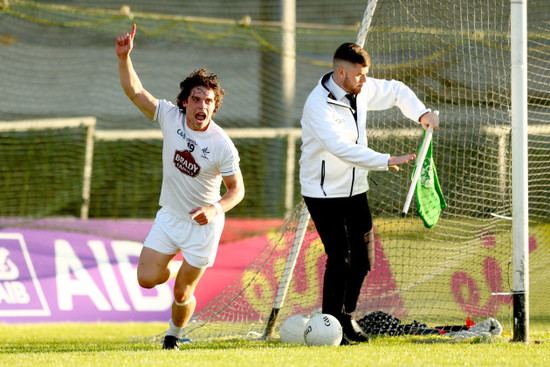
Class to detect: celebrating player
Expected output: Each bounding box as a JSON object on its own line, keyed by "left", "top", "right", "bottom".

{"left": 116, "top": 24, "right": 245, "bottom": 350}
{"left": 299, "top": 42, "right": 439, "bottom": 345}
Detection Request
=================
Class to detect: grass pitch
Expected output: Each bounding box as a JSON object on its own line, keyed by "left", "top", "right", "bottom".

{"left": 1, "top": 322, "right": 549, "bottom": 366}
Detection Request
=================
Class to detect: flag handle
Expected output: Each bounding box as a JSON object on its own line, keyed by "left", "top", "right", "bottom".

{"left": 402, "top": 112, "right": 438, "bottom": 217}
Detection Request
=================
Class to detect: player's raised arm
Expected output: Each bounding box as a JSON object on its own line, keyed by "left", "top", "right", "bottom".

{"left": 116, "top": 24, "right": 157, "bottom": 120}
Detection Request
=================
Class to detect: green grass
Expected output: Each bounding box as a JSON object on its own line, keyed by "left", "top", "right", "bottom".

{"left": 1, "top": 323, "right": 549, "bottom": 366}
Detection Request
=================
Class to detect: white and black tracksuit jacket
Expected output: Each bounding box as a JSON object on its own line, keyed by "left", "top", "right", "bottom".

{"left": 299, "top": 72, "right": 430, "bottom": 198}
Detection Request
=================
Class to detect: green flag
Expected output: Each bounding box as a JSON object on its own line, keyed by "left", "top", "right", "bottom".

{"left": 414, "top": 131, "right": 447, "bottom": 228}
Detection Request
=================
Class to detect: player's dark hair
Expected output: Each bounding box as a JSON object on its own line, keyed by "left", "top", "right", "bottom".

{"left": 176, "top": 68, "right": 225, "bottom": 114}
{"left": 333, "top": 43, "right": 371, "bottom": 67}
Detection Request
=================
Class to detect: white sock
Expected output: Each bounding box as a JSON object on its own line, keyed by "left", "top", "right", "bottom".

{"left": 166, "top": 318, "right": 184, "bottom": 338}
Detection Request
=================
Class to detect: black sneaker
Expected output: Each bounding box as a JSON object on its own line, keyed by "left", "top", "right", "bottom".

{"left": 341, "top": 317, "right": 370, "bottom": 343}
{"left": 339, "top": 335, "right": 359, "bottom": 346}
{"left": 344, "top": 330, "right": 370, "bottom": 343}
{"left": 162, "top": 335, "right": 180, "bottom": 350}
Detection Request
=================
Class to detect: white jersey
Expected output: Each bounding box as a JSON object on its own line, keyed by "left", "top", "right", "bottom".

{"left": 154, "top": 99, "right": 240, "bottom": 221}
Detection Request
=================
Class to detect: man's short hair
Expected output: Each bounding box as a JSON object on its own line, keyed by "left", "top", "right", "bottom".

{"left": 333, "top": 43, "right": 371, "bottom": 67}
{"left": 176, "top": 68, "right": 225, "bottom": 114}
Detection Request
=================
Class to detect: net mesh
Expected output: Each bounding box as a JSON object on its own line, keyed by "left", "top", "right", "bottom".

{"left": 0, "top": 0, "right": 549, "bottom": 340}
{"left": 0, "top": 119, "right": 93, "bottom": 218}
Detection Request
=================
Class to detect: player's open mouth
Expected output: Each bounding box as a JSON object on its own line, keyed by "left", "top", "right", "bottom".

{"left": 196, "top": 112, "right": 207, "bottom": 121}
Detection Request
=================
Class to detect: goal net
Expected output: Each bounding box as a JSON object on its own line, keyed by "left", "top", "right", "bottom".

{"left": 1, "top": 0, "right": 549, "bottom": 340}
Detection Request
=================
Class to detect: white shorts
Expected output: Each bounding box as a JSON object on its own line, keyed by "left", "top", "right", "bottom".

{"left": 144, "top": 206, "right": 224, "bottom": 268}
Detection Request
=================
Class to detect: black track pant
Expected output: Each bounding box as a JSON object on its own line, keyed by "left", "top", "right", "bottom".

{"left": 304, "top": 193, "right": 375, "bottom": 318}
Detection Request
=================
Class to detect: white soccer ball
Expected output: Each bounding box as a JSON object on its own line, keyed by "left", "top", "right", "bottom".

{"left": 280, "top": 315, "right": 310, "bottom": 344}
{"left": 304, "top": 314, "right": 343, "bottom": 346}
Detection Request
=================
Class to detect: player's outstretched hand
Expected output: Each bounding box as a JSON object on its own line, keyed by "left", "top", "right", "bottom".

{"left": 116, "top": 24, "right": 136, "bottom": 57}
{"left": 388, "top": 153, "right": 416, "bottom": 172}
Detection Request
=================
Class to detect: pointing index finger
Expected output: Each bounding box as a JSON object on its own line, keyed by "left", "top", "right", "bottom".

{"left": 130, "top": 23, "right": 136, "bottom": 40}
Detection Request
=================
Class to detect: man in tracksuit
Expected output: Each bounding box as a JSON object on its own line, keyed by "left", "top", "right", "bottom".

{"left": 299, "top": 43, "right": 439, "bottom": 345}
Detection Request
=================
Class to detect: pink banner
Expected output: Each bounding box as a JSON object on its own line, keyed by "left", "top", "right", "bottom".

{"left": 0, "top": 219, "right": 273, "bottom": 323}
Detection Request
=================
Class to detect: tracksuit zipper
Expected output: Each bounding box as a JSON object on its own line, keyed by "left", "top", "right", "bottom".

{"left": 349, "top": 105, "right": 359, "bottom": 197}
{"left": 320, "top": 160, "right": 327, "bottom": 196}
{"left": 319, "top": 104, "right": 360, "bottom": 198}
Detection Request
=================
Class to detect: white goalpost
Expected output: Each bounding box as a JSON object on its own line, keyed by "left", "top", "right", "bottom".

{"left": 510, "top": 0, "right": 529, "bottom": 343}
